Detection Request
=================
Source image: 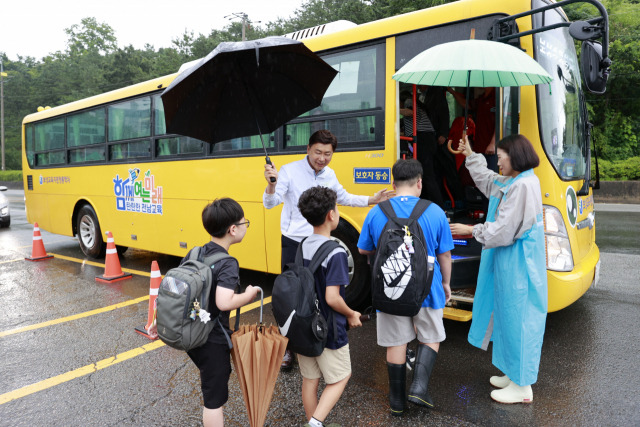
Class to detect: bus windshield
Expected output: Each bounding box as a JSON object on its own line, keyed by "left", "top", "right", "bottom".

{"left": 534, "top": 11, "right": 587, "bottom": 181}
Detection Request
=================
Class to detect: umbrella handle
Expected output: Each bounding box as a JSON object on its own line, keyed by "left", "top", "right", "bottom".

{"left": 255, "top": 286, "right": 264, "bottom": 324}
{"left": 266, "top": 157, "right": 276, "bottom": 183}
{"left": 447, "top": 140, "right": 463, "bottom": 155}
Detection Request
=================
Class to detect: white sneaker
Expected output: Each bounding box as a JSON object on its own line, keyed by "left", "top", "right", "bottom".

{"left": 490, "top": 375, "right": 511, "bottom": 388}
{"left": 490, "top": 381, "right": 533, "bottom": 404}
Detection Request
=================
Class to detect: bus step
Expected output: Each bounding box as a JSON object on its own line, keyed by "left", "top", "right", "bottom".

{"left": 450, "top": 288, "right": 475, "bottom": 303}
{"left": 443, "top": 307, "right": 472, "bottom": 322}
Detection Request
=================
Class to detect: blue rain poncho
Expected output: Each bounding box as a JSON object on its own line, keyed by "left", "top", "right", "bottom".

{"left": 466, "top": 153, "right": 547, "bottom": 386}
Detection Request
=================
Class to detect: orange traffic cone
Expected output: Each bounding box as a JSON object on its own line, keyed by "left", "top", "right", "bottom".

{"left": 95, "top": 231, "right": 132, "bottom": 283}
{"left": 25, "top": 223, "right": 54, "bottom": 262}
{"left": 134, "top": 261, "right": 161, "bottom": 340}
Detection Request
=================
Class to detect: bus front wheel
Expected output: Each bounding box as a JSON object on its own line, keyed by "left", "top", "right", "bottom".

{"left": 76, "top": 205, "right": 106, "bottom": 259}
{"left": 331, "top": 220, "right": 371, "bottom": 311}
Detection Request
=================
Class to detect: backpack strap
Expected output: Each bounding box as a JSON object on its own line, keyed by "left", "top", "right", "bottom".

{"left": 306, "top": 239, "right": 342, "bottom": 347}
{"left": 378, "top": 200, "right": 396, "bottom": 220}
{"left": 409, "top": 199, "right": 432, "bottom": 220}
{"left": 379, "top": 199, "right": 432, "bottom": 222}
{"left": 293, "top": 236, "right": 307, "bottom": 267}
{"left": 308, "top": 239, "right": 342, "bottom": 273}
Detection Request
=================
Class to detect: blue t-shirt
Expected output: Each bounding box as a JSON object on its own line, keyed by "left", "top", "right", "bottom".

{"left": 301, "top": 234, "right": 350, "bottom": 350}
{"left": 357, "top": 196, "right": 454, "bottom": 309}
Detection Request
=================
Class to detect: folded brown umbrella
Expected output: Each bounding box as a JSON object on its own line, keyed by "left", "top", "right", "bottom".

{"left": 231, "top": 288, "right": 288, "bottom": 427}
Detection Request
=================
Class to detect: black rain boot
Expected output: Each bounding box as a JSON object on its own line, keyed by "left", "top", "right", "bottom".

{"left": 407, "top": 344, "right": 437, "bottom": 408}
{"left": 387, "top": 362, "right": 406, "bottom": 416}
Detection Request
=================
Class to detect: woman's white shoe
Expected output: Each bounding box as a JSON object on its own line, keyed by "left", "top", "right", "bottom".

{"left": 489, "top": 375, "right": 511, "bottom": 388}
{"left": 490, "top": 381, "right": 533, "bottom": 404}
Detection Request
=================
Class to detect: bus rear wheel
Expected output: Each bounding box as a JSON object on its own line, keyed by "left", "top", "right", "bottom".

{"left": 76, "top": 205, "right": 106, "bottom": 259}
{"left": 331, "top": 219, "right": 371, "bottom": 311}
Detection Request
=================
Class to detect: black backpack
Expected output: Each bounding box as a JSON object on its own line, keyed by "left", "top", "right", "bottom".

{"left": 272, "top": 239, "right": 341, "bottom": 357}
{"left": 156, "top": 248, "right": 234, "bottom": 351}
{"left": 371, "top": 199, "right": 434, "bottom": 317}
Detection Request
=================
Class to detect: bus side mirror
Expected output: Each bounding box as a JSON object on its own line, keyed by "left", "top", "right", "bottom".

{"left": 581, "top": 41, "right": 609, "bottom": 95}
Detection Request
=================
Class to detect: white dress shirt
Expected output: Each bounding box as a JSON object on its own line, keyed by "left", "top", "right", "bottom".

{"left": 263, "top": 157, "right": 369, "bottom": 242}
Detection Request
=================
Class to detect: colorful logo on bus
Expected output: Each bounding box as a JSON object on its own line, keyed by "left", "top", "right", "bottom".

{"left": 566, "top": 186, "right": 578, "bottom": 228}
{"left": 112, "top": 168, "right": 163, "bottom": 215}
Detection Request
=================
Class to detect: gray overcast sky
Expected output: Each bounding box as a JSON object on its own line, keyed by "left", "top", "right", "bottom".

{"left": 1, "top": 0, "right": 306, "bottom": 61}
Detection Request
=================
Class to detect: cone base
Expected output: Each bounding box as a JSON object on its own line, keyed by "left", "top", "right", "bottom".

{"left": 25, "top": 254, "right": 54, "bottom": 262}
{"left": 134, "top": 326, "right": 158, "bottom": 340}
{"left": 96, "top": 272, "right": 133, "bottom": 283}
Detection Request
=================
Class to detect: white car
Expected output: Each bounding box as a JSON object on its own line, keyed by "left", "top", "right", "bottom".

{"left": 0, "top": 186, "right": 10, "bottom": 228}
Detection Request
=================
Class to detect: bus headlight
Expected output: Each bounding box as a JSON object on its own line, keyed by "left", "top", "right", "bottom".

{"left": 0, "top": 207, "right": 8, "bottom": 216}
{"left": 543, "top": 205, "right": 574, "bottom": 271}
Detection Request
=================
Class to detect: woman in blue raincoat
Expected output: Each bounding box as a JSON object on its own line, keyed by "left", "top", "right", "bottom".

{"left": 450, "top": 134, "right": 547, "bottom": 404}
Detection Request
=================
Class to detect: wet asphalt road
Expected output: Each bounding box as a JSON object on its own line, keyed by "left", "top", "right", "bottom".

{"left": 1, "top": 190, "right": 639, "bottom": 426}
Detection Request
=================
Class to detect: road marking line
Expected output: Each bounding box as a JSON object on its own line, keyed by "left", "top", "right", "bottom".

{"left": 0, "top": 296, "right": 150, "bottom": 338}
{"left": 0, "top": 258, "right": 24, "bottom": 265}
{"left": 0, "top": 340, "right": 165, "bottom": 405}
{"left": 0, "top": 296, "right": 272, "bottom": 405}
{"left": 50, "top": 253, "right": 152, "bottom": 277}
{"left": 0, "top": 254, "right": 157, "bottom": 338}
{"left": 19, "top": 239, "right": 76, "bottom": 249}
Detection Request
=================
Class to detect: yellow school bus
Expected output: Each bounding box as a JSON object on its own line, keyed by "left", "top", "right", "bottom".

{"left": 23, "top": 0, "right": 608, "bottom": 317}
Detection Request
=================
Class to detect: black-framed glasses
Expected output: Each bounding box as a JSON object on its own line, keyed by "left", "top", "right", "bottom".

{"left": 235, "top": 220, "right": 250, "bottom": 228}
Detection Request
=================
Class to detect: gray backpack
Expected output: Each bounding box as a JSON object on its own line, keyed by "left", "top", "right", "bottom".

{"left": 156, "top": 248, "right": 233, "bottom": 351}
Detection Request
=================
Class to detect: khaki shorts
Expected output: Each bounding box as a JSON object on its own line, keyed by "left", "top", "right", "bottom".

{"left": 377, "top": 307, "right": 446, "bottom": 347}
{"left": 297, "top": 344, "right": 351, "bottom": 385}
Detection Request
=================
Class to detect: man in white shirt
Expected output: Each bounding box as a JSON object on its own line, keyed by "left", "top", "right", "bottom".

{"left": 264, "top": 129, "right": 392, "bottom": 369}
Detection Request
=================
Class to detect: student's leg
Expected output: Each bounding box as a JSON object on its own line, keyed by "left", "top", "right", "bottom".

{"left": 313, "top": 375, "right": 351, "bottom": 421}
{"left": 187, "top": 342, "right": 231, "bottom": 427}
{"left": 302, "top": 377, "right": 320, "bottom": 420}
{"left": 203, "top": 407, "right": 224, "bottom": 427}
{"left": 386, "top": 345, "right": 407, "bottom": 417}
{"left": 298, "top": 354, "right": 323, "bottom": 420}
{"left": 387, "top": 344, "right": 407, "bottom": 364}
{"left": 408, "top": 308, "right": 445, "bottom": 408}
{"left": 313, "top": 346, "right": 352, "bottom": 422}
{"left": 378, "top": 313, "right": 415, "bottom": 416}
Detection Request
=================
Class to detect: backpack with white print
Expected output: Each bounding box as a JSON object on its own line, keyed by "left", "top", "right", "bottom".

{"left": 371, "top": 199, "right": 434, "bottom": 316}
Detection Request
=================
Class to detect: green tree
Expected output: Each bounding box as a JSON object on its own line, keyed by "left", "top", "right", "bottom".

{"left": 567, "top": 0, "right": 640, "bottom": 161}
{"left": 65, "top": 17, "right": 117, "bottom": 56}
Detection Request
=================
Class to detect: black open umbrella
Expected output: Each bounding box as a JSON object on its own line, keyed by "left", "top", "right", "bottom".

{"left": 161, "top": 36, "right": 338, "bottom": 176}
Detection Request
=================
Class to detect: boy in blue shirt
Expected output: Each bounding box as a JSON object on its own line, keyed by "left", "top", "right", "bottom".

{"left": 297, "top": 186, "right": 363, "bottom": 427}
{"left": 358, "top": 159, "right": 453, "bottom": 416}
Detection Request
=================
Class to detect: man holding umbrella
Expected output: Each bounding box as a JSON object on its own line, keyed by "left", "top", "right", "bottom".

{"left": 263, "top": 129, "right": 392, "bottom": 369}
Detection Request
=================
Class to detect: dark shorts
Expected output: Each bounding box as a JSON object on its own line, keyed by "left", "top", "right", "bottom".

{"left": 281, "top": 235, "right": 300, "bottom": 271}
{"left": 187, "top": 340, "right": 232, "bottom": 409}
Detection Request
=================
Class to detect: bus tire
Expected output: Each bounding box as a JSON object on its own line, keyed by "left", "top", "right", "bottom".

{"left": 76, "top": 205, "right": 106, "bottom": 259}
{"left": 331, "top": 219, "right": 371, "bottom": 311}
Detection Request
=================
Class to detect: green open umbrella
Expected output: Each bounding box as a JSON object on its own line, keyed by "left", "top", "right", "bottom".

{"left": 393, "top": 39, "right": 553, "bottom": 148}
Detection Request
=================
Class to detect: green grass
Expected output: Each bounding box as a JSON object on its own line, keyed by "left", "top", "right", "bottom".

{"left": 0, "top": 170, "right": 23, "bottom": 182}
{"left": 592, "top": 157, "right": 640, "bottom": 181}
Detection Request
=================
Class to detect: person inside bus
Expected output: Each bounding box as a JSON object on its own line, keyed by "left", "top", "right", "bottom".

{"left": 263, "top": 129, "right": 393, "bottom": 370}
{"left": 420, "top": 85, "right": 465, "bottom": 205}
{"left": 449, "top": 134, "right": 547, "bottom": 404}
{"left": 447, "top": 87, "right": 498, "bottom": 172}
{"left": 399, "top": 90, "right": 445, "bottom": 208}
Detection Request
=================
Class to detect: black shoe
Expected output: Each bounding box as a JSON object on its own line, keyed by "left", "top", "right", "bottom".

{"left": 281, "top": 349, "right": 294, "bottom": 370}
{"left": 407, "top": 345, "right": 437, "bottom": 408}
{"left": 387, "top": 362, "right": 406, "bottom": 416}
